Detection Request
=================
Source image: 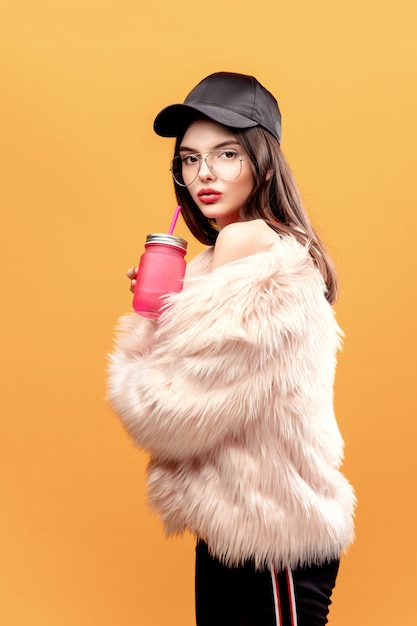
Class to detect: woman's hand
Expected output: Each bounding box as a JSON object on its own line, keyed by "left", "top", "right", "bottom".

{"left": 127, "top": 267, "right": 138, "bottom": 293}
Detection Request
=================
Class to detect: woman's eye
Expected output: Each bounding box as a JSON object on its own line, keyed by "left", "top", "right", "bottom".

{"left": 182, "top": 154, "right": 200, "bottom": 166}
{"left": 218, "top": 150, "right": 238, "bottom": 160}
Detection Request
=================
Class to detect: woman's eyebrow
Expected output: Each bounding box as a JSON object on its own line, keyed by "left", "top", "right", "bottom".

{"left": 179, "top": 140, "right": 240, "bottom": 153}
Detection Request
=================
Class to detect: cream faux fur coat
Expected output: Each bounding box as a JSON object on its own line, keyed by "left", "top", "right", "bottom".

{"left": 107, "top": 235, "right": 355, "bottom": 570}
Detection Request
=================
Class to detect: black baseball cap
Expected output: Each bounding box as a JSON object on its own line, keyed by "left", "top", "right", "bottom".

{"left": 153, "top": 72, "right": 282, "bottom": 144}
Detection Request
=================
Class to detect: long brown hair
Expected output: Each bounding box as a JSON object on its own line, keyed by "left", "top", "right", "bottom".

{"left": 173, "top": 125, "right": 338, "bottom": 304}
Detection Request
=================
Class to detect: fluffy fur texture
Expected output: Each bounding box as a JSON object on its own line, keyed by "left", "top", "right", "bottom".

{"left": 107, "top": 236, "right": 355, "bottom": 570}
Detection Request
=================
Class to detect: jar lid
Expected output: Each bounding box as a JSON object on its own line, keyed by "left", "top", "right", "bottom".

{"left": 145, "top": 233, "right": 188, "bottom": 252}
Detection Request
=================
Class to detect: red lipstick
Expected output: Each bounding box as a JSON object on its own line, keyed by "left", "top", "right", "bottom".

{"left": 198, "top": 188, "right": 222, "bottom": 204}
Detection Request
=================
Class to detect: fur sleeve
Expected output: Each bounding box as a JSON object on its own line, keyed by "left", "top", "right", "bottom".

{"left": 107, "top": 237, "right": 342, "bottom": 460}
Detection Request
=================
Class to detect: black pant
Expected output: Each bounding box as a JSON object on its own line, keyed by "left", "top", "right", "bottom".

{"left": 195, "top": 540, "right": 340, "bottom": 626}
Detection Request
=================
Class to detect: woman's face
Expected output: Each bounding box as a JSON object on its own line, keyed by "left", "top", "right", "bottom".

{"left": 178, "top": 119, "right": 255, "bottom": 230}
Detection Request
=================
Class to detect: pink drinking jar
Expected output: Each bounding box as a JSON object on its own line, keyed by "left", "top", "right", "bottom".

{"left": 132, "top": 233, "right": 188, "bottom": 319}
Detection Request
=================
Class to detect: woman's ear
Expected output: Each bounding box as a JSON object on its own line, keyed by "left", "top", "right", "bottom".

{"left": 266, "top": 169, "right": 274, "bottom": 181}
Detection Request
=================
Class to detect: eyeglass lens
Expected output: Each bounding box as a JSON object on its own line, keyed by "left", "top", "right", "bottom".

{"left": 171, "top": 150, "right": 243, "bottom": 187}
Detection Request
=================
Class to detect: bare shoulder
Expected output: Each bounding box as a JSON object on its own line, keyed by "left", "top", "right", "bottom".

{"left": 211, "top": 220, "right": 278, "bottom": 270}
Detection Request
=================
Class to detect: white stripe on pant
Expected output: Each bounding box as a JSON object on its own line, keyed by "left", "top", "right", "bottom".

{"left": 270, "top": 567, "right": 298, "bottom": 626}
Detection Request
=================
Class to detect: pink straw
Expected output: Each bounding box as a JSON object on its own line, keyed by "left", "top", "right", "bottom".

{"left": 168, "top": 205, "right": 182, "bottom": 235}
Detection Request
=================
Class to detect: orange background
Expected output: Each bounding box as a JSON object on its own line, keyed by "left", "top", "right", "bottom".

{"left": 1, "top": 1, "right": 416, "bottom": 625}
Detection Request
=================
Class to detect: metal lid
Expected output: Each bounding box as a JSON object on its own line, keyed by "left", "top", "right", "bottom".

{"left": 145, "top": 233, "right": 188, "bottom": 252}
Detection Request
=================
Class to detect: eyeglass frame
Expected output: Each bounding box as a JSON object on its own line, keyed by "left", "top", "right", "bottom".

{"left": 170, "top": 150, "right": 245, "bottom": 187}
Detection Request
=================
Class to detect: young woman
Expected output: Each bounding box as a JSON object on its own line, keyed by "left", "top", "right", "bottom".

{"left": 107, "top": 72, "right": 356, "bottom": 626}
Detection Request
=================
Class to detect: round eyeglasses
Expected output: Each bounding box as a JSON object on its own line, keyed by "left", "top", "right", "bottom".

{"left": 170, "top": 149, "right": 245, "bottom": 187}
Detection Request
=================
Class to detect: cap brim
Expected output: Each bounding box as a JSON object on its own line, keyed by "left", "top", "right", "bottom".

{"left": 153, "top": 103, "right": 258, "bottom": 137}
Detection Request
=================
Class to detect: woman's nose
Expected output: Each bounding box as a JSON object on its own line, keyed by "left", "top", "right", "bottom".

{"left": 198, "top": 156, "right": 216, "bottom": 180}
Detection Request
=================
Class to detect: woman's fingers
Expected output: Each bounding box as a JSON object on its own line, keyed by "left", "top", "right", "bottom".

{"left": 127, "top": 267, "right": 138, "bottom": 293}
{"left": 127, "top": 267, "right": 138, "bottom": 280}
